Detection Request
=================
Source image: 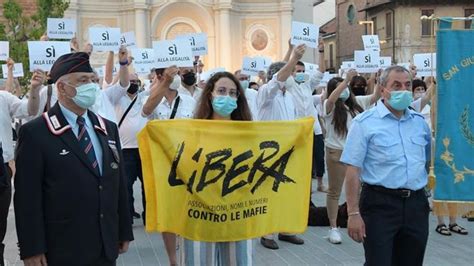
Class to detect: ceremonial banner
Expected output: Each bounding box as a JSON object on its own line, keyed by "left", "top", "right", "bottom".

{"left": 434, "top": 29, "right": 474, "bottom": 203}
{"left": 138, "top": 118, "right": 314, "bottom": 241}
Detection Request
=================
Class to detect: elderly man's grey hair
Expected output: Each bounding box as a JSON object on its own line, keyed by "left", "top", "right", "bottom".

{"left": 266, "top": 61, "right": 287, "bottom": 81}
{"left": 379, "top": 65, "right": 412, "bottom": 87}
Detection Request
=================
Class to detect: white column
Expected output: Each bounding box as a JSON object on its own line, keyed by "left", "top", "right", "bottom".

{"left": 218, "top": 8, "right": 232, "bottom": 70}
{"left": 135, "top": 8, "right": 148, "bottom": 48}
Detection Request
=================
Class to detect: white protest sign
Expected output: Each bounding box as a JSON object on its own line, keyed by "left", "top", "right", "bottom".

{"left": 261, "top": 56, "right": 273, "bottom": 70}
{"left": 27, "top": 41, "right": 70, "bottom": 71}
{"left": 153, "top": 39, "right": 194, "bottom": 68}
{"left": 304, "top": 62, "right": 319, "bottom": 74}
{"left": 176, "top": 33, "right": 208, "bottom": 56}
{"left": 102, "top": 64, "right": 120, "bottom": 77}
{"left": 89, "top": 27, "right": 121, "bottom": 52}
{"left": 94, "top": 67, "right": 104, "bottom": 78}
{"left": 413, "top": 53, "right": 436, "bottom": 77}
{"left": 200, "top": 67, "right": 226, "bottom": 82}
{"left": 132, "top": 48, "right": 156, "bottom": 75}
{"left": 354, "top": 50, "right": 380, "bottom": 73}
{"left": 120, "top": 32, "right": 137, "bottom": 48}
{"left": 362, "top": 35, "right": 380, "bottom": 52}
{"left": 291, "top": 21, "right": 319, "bottom": 49}
{"left": 319, "top": 71, "right": 335, "bottom": 86}
{"left": 341, "top": 61, "right": 355, "bottom": 70}
{"left": 241, "top": 56, "right": 265, "bottom": 76}
{"left": 2, "top": 63, "right": 24, "bottom": 78}
{"left": 379, "top": 57, "right": 392, "bottom": 69}
{"left": 47, "top": 18, "right": 76, "bottom": 39}
{"left": 0, "top": 42, "right": 9, "bottom": 61}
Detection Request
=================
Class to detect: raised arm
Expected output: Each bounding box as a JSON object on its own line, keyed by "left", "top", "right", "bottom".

{"left": 318, "top": 38, "right": 326, "bottom": 72}
{"left": 142, "top": 66, "right": 178, "bottom": 117}
{"left": 325, "top": 69, "right": 357, "bottom": 115}
{"left": 283, "top": 38, "right": 293, "bottom": 62}
{"left": 118, "top": 46, "right": 130, "bottom": 89}
{"left": 27, "top": 70, "right": 45, "bottom": 116}
{"left": 5, "top": 58, "right": 15, "bottom": 93}
{"left": 104, "top": 51, "right": 115, "bottom": 85}
{"left": 277, "top": 44, "right": 305, "bottom": 83}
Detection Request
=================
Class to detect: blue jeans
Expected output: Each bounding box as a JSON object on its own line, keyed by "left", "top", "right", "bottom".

{"left": 122, "top": 148, "right": 146, "bottom": 224}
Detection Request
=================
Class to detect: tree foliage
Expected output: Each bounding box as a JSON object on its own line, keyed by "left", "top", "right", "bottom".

{"left": 0, "top": 0, "right": 70, "bottom": 92}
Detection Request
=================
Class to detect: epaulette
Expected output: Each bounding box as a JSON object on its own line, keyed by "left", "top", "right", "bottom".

{"left": 353, "top": 108, "right": 376, "bottom": 122}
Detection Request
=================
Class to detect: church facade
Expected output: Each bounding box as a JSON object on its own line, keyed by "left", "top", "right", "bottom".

{"left": 66, "top": 0, "right": 296, "bottom": 71}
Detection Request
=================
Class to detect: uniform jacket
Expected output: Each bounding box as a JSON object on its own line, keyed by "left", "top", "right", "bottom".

{"left": 14, "top": 103, "right": 134, "bottom": 265}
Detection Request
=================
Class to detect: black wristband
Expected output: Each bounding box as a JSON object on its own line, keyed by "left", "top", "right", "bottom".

{"left": 119, "top": 60, "right": 128, "bottom": 66}
{"left": 319, "top": 50, "right": 324, "bottom": 53}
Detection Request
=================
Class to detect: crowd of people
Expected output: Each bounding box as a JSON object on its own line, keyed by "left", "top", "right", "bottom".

{"left": 0, "top": 33, "right": 472, "bottom": 266}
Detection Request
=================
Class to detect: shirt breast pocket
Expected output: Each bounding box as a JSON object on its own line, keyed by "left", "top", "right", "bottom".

{"left": 371, "top": 136, "right": 403, "bottom": 160}
{"left": 410, "top": 136, "right": 428, "bottom": 161}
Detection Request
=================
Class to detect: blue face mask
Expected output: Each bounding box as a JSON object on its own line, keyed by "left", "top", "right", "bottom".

{"left": 339, "top": 87, "right": 350, "bottom": 101}
{"left": 239, "top": 80, "right": 249, "bottom": 90}
{"left": 212, "top": 96, "right": 237, "bottom": 117}
{"left": 388, "top": 91, "right": 413, "bottom": 111}
{"left": 71, "top": 83, "right": 100, "bottom": 109}
{"left": 294, "top": 72, "right": 306, "bottom": 83}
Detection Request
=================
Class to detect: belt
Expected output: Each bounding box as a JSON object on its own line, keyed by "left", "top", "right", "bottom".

{"left": 363, "top": 183, "right": 421, "bottom": 198}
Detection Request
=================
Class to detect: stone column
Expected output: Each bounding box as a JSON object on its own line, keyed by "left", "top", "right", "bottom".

{"left": 135, "top": 8, "right": 148, "bottom": 48}
{"left": 218, "top": 8, "right": 232, "bottom": 70}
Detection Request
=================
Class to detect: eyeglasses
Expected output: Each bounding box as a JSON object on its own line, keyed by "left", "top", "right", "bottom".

{"left": 214, "top": 87, "right": 239, "bottom": 98}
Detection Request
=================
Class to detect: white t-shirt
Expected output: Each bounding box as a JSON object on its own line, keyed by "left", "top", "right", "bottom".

{"left": 323, "top": 95, "right": 372, "bottom": 150}
{"left": 106, "top": 85, "right": 149, "bottom": 149}
{"left": 178, "top": 85, "right": 202, "bottom": 103}
{"left": 244, "top": 88, "right": 258, "bottom": 121}
{"left": 147, "top": 93, "right": 196, "bottom": 120}
{"left": 0, "top": 91, "right": 29, "bottom": 161}
{"left": 257, "top": 76, "right": 296, "bottom": 121}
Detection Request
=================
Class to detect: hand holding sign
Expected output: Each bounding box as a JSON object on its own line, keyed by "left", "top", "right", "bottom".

{"left": 30, "top": 70, "right": 46, "bottom": 89}
{"left": 345, "top": 69, "right": 358, "bottom": 83}
{"left": 118, "top": 46, "right": 128, "bottom": 64}
{"left": 292, "top": 44, "right": 306, "bottom": 61}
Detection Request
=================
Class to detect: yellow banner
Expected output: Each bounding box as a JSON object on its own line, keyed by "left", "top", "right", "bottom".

{"left": 138, "top": 118, "right": 314, "bottom": 242}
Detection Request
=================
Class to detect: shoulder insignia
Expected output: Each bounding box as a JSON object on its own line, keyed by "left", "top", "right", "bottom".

{"left": 42, "top": 112, "right": 71, "bottom": 135}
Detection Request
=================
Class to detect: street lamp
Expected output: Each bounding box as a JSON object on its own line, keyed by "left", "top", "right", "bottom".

{"left": 359, "top": 20, "right": 374, "bottom": 35}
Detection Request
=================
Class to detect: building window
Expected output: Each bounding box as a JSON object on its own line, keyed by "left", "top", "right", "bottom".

{"left": 421, "top": 9, "right": 434, "bottom": 36}
{"left": 329, "top": 44, "right": 334, "bottom": 68}
{"left": 386, "top": 13, "right": 392, "bottom": 38}
{"left": 372, "top": 17, "right": 377, "bottom": 35}
{"left": 347, "top": 4, "right": 356, "bottom": 25}
{"left": 465, "top": 9, "right": 474, "bottom": 29}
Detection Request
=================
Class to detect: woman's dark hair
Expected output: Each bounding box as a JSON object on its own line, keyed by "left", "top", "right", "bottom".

{"left": 194, "top": 71, "right": 252, "bottom": 121}
{"left": 412, "top": 79, "right": 427, "bottom": 92}
{"left": 326, "top": 77, "right": 364, "bottom": 137}
{"left": 349, "top": 75, "right": 367, "bottom": 89}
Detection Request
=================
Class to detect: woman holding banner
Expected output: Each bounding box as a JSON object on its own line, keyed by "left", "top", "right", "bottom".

{"left": 178, "top": 71, "right": 253, "bottom": 265}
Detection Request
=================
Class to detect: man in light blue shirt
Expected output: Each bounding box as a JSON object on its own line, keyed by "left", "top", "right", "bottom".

{"left": 340, "top": 66, "right": 431, "bottom": 266}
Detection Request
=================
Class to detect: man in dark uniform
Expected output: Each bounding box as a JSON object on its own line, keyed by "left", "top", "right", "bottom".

{"left": 14, "top": 52, "right": 134, "bottom": 266}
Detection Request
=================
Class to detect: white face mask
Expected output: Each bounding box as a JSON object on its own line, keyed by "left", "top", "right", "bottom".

{"left": 169, "top": 74, "right": 181, "bottom": 91}
{"left": 414, "top": 92, "right": 425, "bottom": 100}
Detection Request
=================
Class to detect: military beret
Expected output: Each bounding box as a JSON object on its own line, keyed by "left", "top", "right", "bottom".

{"left": 48, "top": 52, "right": 94, "bottom": 84}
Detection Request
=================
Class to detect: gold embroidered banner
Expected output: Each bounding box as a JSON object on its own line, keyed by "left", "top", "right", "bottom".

{"left": 138, "top": 118, "right": 313, "bottom": 242}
